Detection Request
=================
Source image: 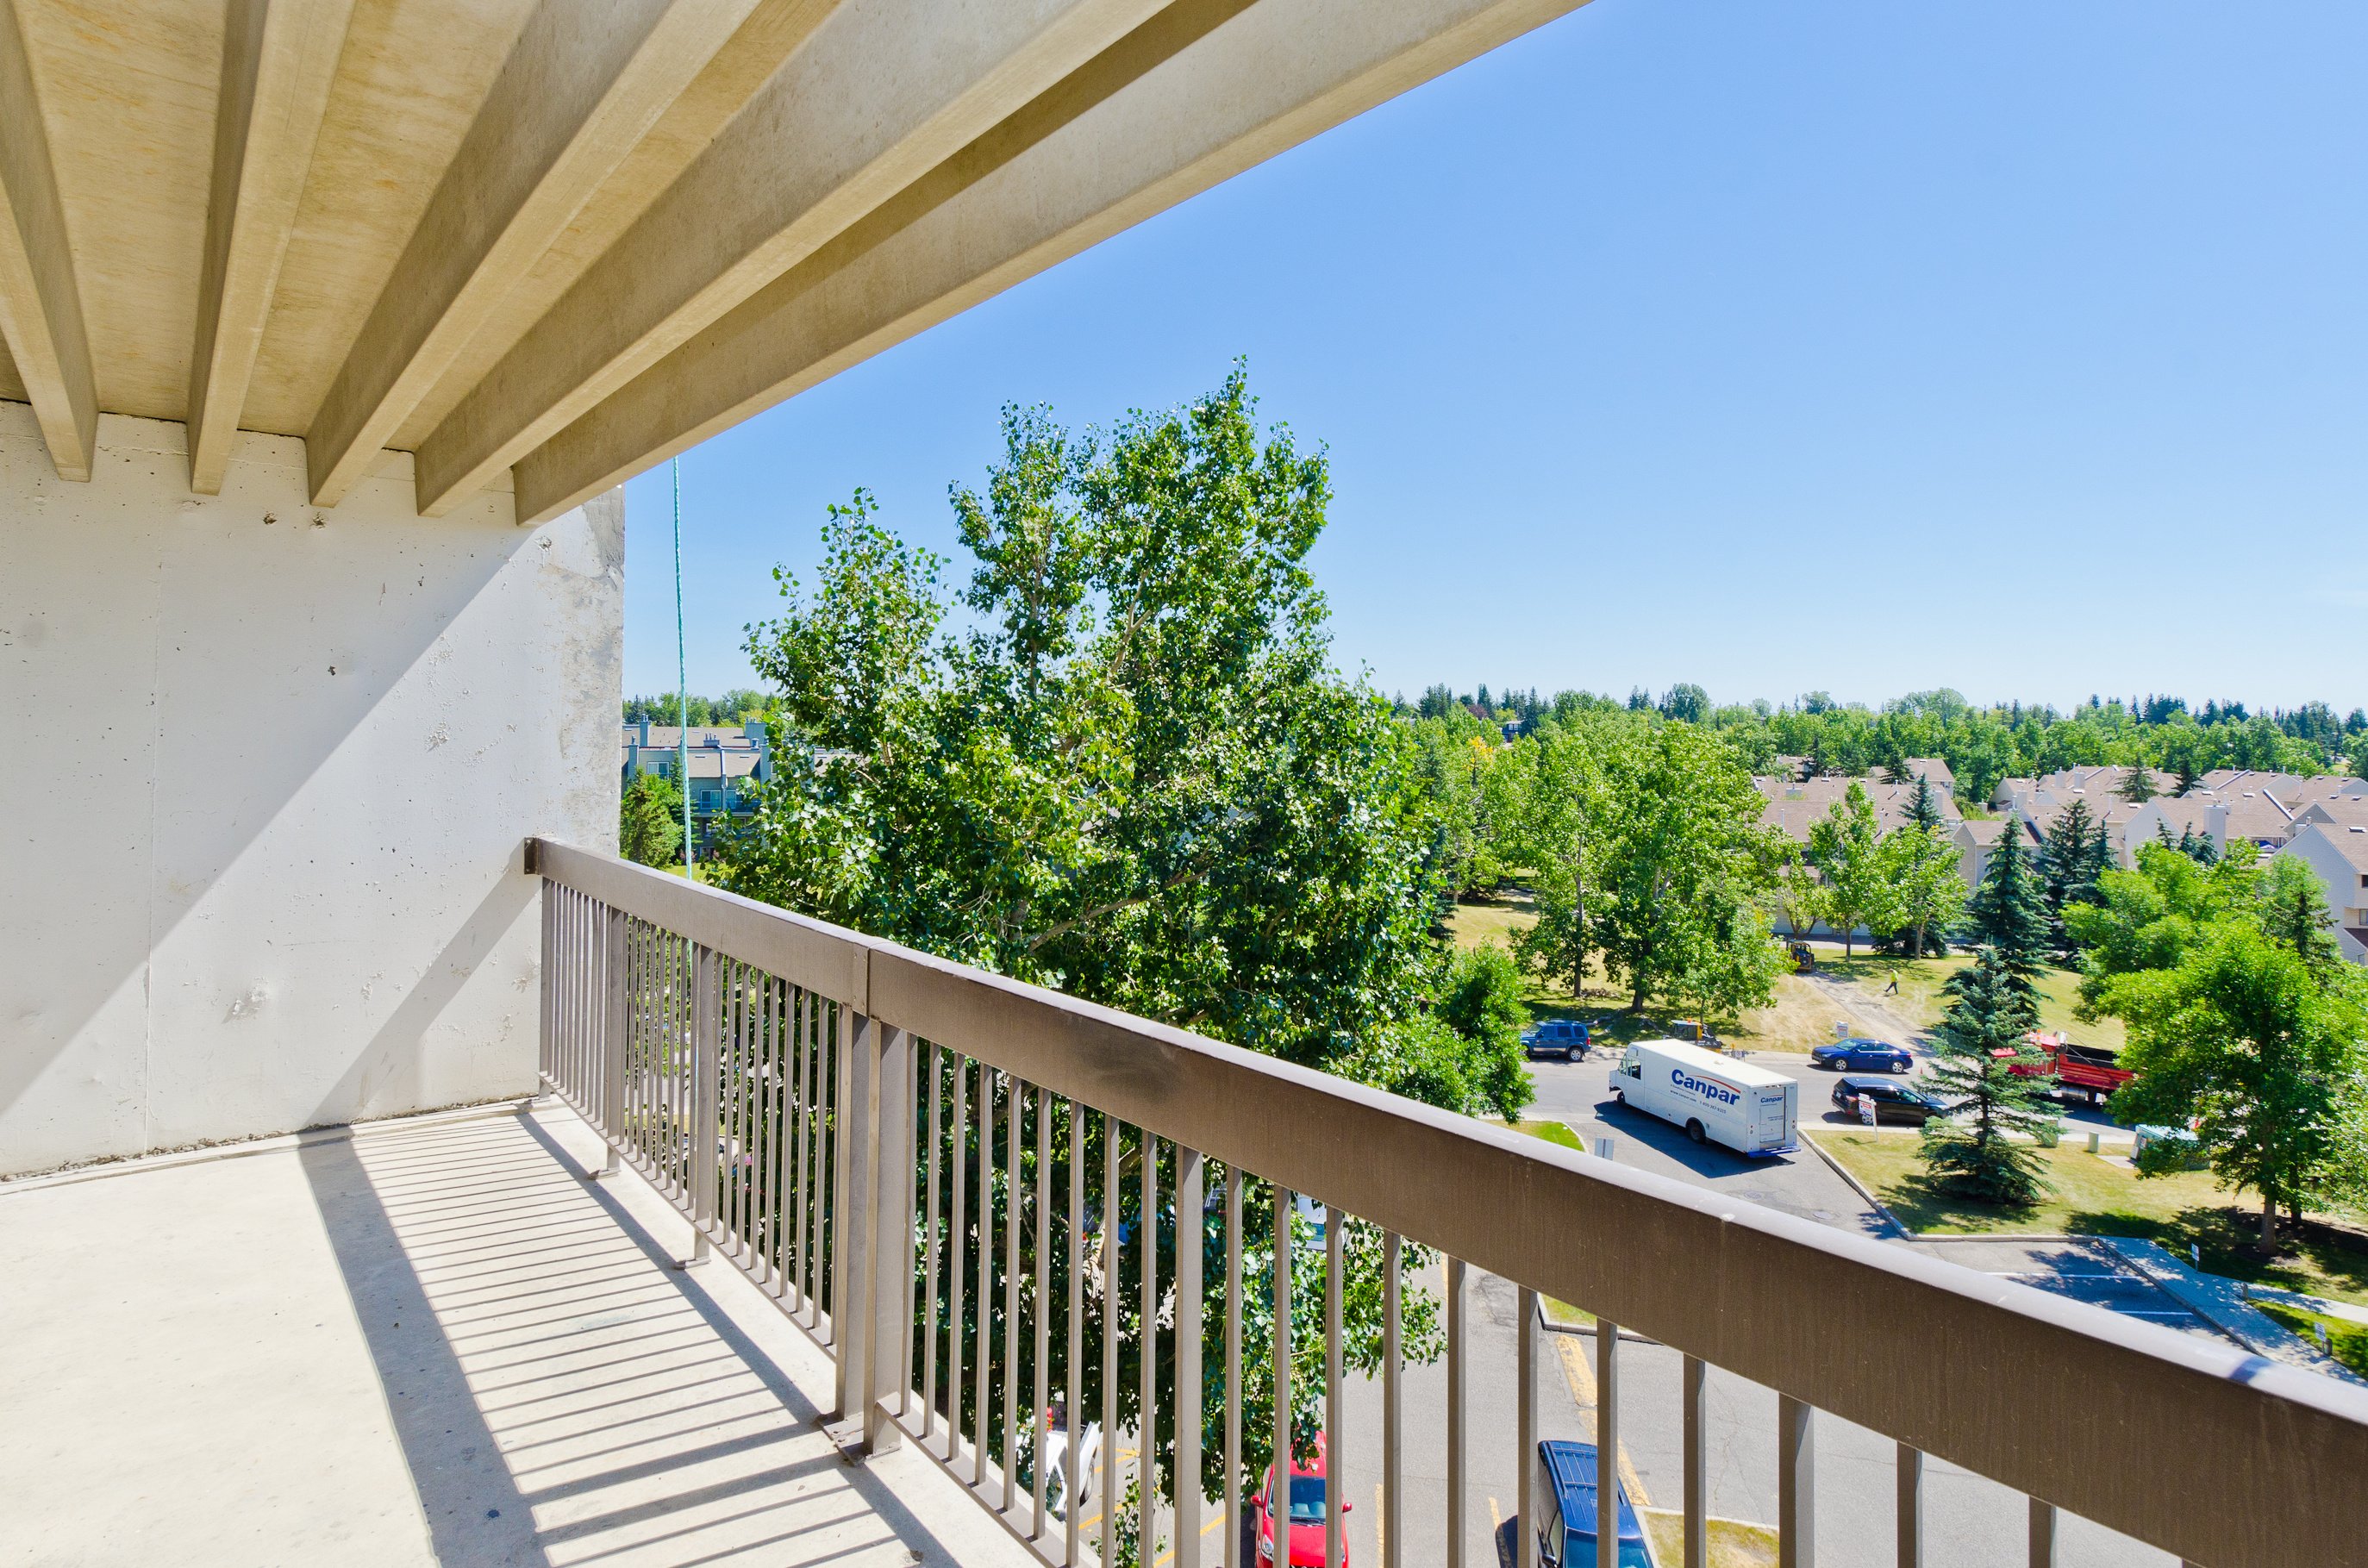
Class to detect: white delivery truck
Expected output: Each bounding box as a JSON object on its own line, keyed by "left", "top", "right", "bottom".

{"left": 1610, "top": 1039, "right": 1796, "bottom": 1156}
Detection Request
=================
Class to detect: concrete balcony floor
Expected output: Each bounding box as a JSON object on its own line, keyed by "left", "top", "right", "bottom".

{"left": 0, "top": 1103, "right": 1033, "bottom": 1567}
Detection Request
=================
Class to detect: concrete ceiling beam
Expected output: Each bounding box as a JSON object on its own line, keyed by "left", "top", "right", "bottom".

{"left": 409, "top": 0, "right": 1171, "bottom": 519}
{"left": 186, "top": 0, "right": 358, "bottom": 496}
{"left": 0, "top": 0, "right": 96, "bottom": 481}
{"left": 510, "top": 0, "right": 1592, "bottom": 526}
{"left": 302, "top": 0, "right": 778, "bottom": 509}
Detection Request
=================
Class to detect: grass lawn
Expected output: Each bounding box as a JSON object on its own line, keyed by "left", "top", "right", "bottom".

{"left": 1810, "top": 1131, "right": 2368, "bottom": 1308}
{"left": 1446, "top": 898, "right": 1824, "bottom": 1054}
{"left": 1811, "top": 951, "right": 2125, "bottom": 1055}
{"left": 2256, "top": 1301, "right": 2368, "bottom": 1379}
{"left": 1642, "top": 1512, "right": 1778, "bottom": 1568}
{"left": 1514, "top": 1119, "right": 1582, "bottom": 1151}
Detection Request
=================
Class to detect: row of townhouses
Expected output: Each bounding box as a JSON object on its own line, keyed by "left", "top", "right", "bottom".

{"left": 1755, "top": 760, "right": 2368, "bottom": 961}
{"left": 620, "top": 719, "right": 772, "bottom": 848}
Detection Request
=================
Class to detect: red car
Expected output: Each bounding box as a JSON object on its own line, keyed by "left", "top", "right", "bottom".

{"left": 1255, "top": 1434, "right": 1346, "bottom": 1565}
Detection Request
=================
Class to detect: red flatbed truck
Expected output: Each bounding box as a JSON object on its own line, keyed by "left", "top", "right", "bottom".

{"left": 2002, "top": 1031, "right": 2135, "bottom": 1107}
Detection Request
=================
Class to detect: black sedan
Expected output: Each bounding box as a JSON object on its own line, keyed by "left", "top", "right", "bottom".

{"left": 1831, "top": 1075, "right": 1947, "bottom": 1125}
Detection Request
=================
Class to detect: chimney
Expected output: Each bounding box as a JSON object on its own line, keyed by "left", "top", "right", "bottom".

{"left": 747, "top": 720, "right": 770, "bottom": 781}
{"left": 638, "top": 716, "right": 650, "bottom": 747}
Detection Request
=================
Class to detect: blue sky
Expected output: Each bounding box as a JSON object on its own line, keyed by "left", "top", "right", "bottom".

{"left": 622, "top": 0, "right": 2368, "bottom": 713}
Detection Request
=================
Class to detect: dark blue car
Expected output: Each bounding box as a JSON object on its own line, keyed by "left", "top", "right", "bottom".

{"left": 1523, "top": 1018, "right": 1591, "bottom": 1062}
{"left": 1809, "top": 1037, "right": 1911, "bottom": 1073}
{"left": 1534, "top": 1440, "right": 1655, "bottom": 1567}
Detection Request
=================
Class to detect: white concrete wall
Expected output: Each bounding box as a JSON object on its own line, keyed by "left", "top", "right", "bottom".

{"left": 0, "top": 405, "right": 622, "bottom": 1175}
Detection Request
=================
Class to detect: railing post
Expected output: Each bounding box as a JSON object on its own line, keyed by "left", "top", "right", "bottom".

{"left": 1896, "top": 1443, "right": 1921, "bottom": 1568}
{"left": 1684, "top": 1356, "right": 1708, "bottom": 1568}
{"left": 2027, "top": 1498, "right": 2056, "bottom": 1568}
{"left": 864, "top": 1021, "right": 911, "bottom": 1453}
{"left": 537, "top": 875, "right": 554, "bottom": 1088}
{"left": 1516, "top": 1285, "right": 1536, "bottom": 1568}
{"left": 1778, "top": 1394, "right": 1814, "bottom": 1568}
{"left": 600, "top": 907, "right": 626, "bottom": 1177}
{"left": 1597, "top": 1318, "right": 1620, "bottom": 1568}
{"left": 834, "top": 1006, "right": 876, "bottom": 1424}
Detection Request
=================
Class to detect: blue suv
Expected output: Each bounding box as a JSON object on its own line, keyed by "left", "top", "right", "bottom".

{"left": 1810, "top": 1037, "right": 1912, "bottom": 1073}
{"left": 1523, "top": 1018, "right": 1590, "bottom": 1062}
{"left": 1534, "top": 1440, "right": 1655, "bottom": 1567}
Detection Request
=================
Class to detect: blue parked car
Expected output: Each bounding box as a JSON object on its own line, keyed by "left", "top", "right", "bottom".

{"left": 1809, "top": 1037, "right": 1911, "bottom": 1073}
{"left": 1534, "top": 1440, "right": 1655, "bottom": 1568}
{"left": 1523, "top": 1018, "right": 1591, "bottom": 1062}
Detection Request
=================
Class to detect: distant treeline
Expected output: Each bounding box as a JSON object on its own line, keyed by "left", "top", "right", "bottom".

{"left": 1400, "top": 685, "right": 2367, "bottom": 800}
{"left": 622, "top": 690, "right": 771, "bottom": 728}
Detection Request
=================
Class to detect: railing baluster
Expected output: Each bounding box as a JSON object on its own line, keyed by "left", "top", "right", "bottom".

{"left": 865, "top": 1019, "right": 912, "bottom": 1452}
{"left": 1034, "top": 1085, "right": 1053, "bottom": 1538}
{"left": 1778, "top": 1394, "right": 1814, "bottom": 1568}
{"left": 1327, "top": 1209, "right": 1345, "bottom": 1568}
{"left": 1224, "top": 1169, "right": 1243, "bottom": 1568}
{"left": 828, "top": 997, "right": 851, "bottom": 1346}
{"left": 1446, "top": 1255, "right": 1465, "bottom": 1568}
{"left": 923, "top": 1043, "right": 944, "bottom": 1441}
{"left": 686, "top": 945, "right": 717, "bottom": 1266}
{"left": 1272, "top": 1182, "right": 1294, "bottom": 1568}
{"left": 973, "top": 1068, "right": 994, "bottom": 1489}
{"left": 1383, "top": 1231, "right": 1401, "bottom": 1568}
{"left": 726, "top": 960, "right": 745, "bottom": 1257}
{"left": 1139, "top": 1135, "right": 1159, "bottom": 1559}
{"left": 1597, "top": 1318, "right": 1620, "bottom": 1568}
{"left": 601, "top": 905, "right": 625, "bottom": 1175}
{"left": 1101, "top": 1113, "right": 1119, "bottom": 1568}
{"left": 1518, "top": 1284, "right": 1536, "bottom": 1568}
{"left": 947, "top": 1055, "right": 969, "bottom": 1466}
{"left": 1005, "top": 1077, "right": 1024, "bottom": 1512}
{"left": 796, "top": 988, "right": 813, "bottom": 1316}
{"left": 1896, "top": 1442, "right": 1921, "bottom": 1568}
{"left": 2028, "top": 1498, "right": 2055, "bottom": 1568}
{"left": 1684, "top": 1357, "right": 1709, "bottom": 1568}
{"left": 1065, "top": 1096, "right": 1084, "bottom": 1568}
{"left": 1176, "top": 1146, "right": 1204, "bottom": 1568}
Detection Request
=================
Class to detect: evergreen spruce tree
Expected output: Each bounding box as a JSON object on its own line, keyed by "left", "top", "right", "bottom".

{"left": 2039, "top": 799, "right": 2105, "bottom": 957}
{"left": 1962, "top": 817, "right": 2050, "bottom": 1020}
{"left": 1920, "top": 943, "right": 2058, "bottom": 1205}
{"left": 2117, "top": 766, "right": 2157, "bottom": 805}
{"left": 1904, "top": 771, "right": 1944, "bottom": 832}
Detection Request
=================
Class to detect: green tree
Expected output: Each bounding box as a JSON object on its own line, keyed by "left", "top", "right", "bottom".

{"left": 2117, "top": 766, "right": 2158, "bottom": 805}
{"left": 2257, "top": 854, "right": 2343, "bottom": 975}
{"left": 1590, "top": 723, "right": 1785, "bottom": 1021}
{"left": 2039, "top": 798, "right": 2108, "bottom": 958}
{"left": 1871, "top": 824, "right": 1965, "bottom": 959}
{"left": 1962, "top": 818, "right": 2051, "bottom": 1020}
{"left": 728, "top": 371, "right": 1495, "bottom": 1521}
{"left": 2102, "top": 924, "right": 2368, "bottom": 1242}
{"left": 1425, "top": 943, "right": 1534, "bottom": 1119}
{"left": 1919, "top": 944, "right": 2059, "bottom": 1206}
{"left": 1807, "top": 782, "right": 1884, "bottom": 959}
{"left": 1505, "top": 725, "right": 1606, "bottom": 1001}
{"left": 1903, "top": 770, "right": 1946, "bottom": 831}
{"left": 619, "top": 772, "right": 684, "bottom": 866}
{"left": 729, "top": 372, "right": 1463, "bottom": 1086}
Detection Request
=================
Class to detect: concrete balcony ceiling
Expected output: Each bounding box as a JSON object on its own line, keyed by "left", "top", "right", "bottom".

{"left": 0, "top": 0, "right": 1591, "bottom": 517}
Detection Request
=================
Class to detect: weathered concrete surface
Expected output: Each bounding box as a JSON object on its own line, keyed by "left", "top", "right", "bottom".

{"left": 0, "top": 407, "right": 622, "bottom": 1173}
{"left": 0, "top": 1101, "right": 1038, "bottom": 1566}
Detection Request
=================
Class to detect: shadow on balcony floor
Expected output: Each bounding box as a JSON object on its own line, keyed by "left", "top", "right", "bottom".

{"left": 0, "top": 1103, "right": 1031, "bottom": 1567}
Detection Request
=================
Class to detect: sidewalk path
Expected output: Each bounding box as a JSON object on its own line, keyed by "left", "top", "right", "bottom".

{"left": 2101, "top": 1239, "right": 2367, "bottom": 1386}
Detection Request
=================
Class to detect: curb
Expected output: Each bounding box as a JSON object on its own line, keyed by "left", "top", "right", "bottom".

{"left": 1799, "top": 1132, "right": 1911, "bottom": 1239}
{"left": 1537, "top": 1312, "right": 1660, "bottom": 1346}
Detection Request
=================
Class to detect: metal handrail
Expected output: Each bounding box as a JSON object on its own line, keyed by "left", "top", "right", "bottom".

{"left": 529, "top": 837, "right": 2368, "bottom": 1568}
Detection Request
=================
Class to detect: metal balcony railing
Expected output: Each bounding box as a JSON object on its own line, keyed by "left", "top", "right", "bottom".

{"left": 528, "top": 838, "right": 2368, "bottom": 1568}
